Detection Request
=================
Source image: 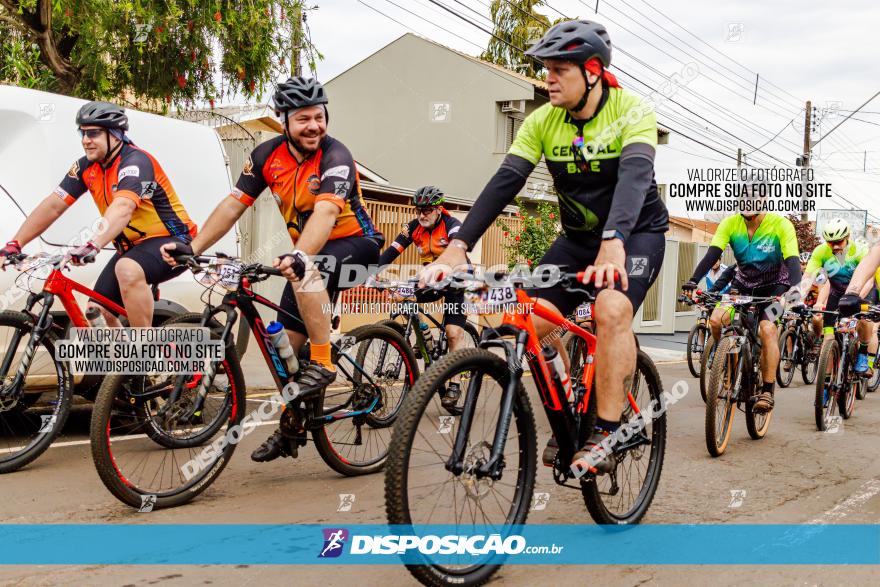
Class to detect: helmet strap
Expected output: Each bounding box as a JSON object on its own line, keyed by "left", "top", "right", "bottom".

{"left": 100, "top": 130, "right": 124, "bottom": 167}
{"left": 571, "top": 66, "right": 598, "bottom": 114}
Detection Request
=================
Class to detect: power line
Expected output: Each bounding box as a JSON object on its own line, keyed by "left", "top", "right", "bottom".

{"left": 812, "top": 89, "right": 880, "bottom": 148}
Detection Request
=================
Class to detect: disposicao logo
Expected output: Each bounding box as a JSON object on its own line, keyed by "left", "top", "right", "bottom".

{"left": 319, "top": 528, "right": 349, "bottom": 558}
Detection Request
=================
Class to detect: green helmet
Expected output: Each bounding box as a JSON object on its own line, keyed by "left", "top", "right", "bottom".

{"left": 413, "top": 185, "right": 445, "bottom": 207}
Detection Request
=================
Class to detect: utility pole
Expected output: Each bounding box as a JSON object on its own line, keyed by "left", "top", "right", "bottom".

{"left": 800, "top": 100, "right": 812, "bottom": 222}
{"left": 737, "top": 147, "right": 743, "bottom": 170}
{"left": 291, "top": 4, "right": 303, "bottom": 78}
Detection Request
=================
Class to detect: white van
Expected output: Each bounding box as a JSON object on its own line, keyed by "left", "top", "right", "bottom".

{"left": 0, "top": 85, "right": 239, "bottom": 394}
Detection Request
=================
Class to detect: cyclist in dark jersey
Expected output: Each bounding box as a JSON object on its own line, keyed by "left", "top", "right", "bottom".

{"left": 683, "top": 184, "right": 802, "bottom": 413}
{"left": 0, "top": 101, "right": 196, "bottom": 327}
{"left": 378, "top": 185, "right": 469, "bottom": 410}
{"left": 421, "top": 20, "right": 669, "bottom": 475}
{"left": 162, "top": 77, "right": 384, "bottom": 462}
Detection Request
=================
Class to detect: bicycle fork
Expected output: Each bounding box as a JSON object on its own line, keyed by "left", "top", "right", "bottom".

{"left": 0, "top": 295, "right": 54, "bottom": 400}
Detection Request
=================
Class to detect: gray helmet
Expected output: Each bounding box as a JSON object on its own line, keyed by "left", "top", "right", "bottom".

{"left": 272, "top": 77, "right": 328, "bottom": 113}
{"left": 76, "top": 101, "right": 129, "bottom": 131}
{"left": 413, "top": 185, "right": 445, "bottom": 207}
{"left": 525, "top": 20, "right": 612, "bottom": 67}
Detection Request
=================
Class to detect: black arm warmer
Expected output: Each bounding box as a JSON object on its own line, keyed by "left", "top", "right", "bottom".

{"left": 710, "top": 264, "right": 737, "bottom": 293}
{"left": 691, "top": 246, "right": 724, "bottom": 283}
{"left": 377, "top": 247, "right": 400, "bottom": 267}
{"left": 785, "top": 256, "right": 802, "bottom": 286}
{"left": 454, "top": 154, "right": 534, "bottom": 248}
{"left": 603, "top": 143, "right": 656, "bottom": 242}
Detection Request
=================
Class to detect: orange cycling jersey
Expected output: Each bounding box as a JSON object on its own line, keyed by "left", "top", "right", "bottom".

{"left": 231, "top": 135, "right": 381, "bottom": 243}
{"left": 55, "top": 142, "right": 197, "bottom": 250}
{"left": 378, "top": 208, "right": 462, "bottom": 266}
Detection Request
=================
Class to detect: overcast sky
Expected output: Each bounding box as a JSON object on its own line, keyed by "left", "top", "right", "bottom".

{"left": 290, "top": 0, "right": 880, "bottom": 220}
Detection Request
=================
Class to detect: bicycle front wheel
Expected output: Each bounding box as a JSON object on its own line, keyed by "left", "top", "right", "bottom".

{"left": 777, "top": 328, "right": 796, "bottom": 388}
{"left": 705, "top": 336, "right": 743, "bottom": 456}
{"left": 581, "top": 349, "right": 666, "bottom": 524}
{"left": 815, "top": 338, "right": 840, "bottom": 431}
{"left": 0, "top": 311, "right": 73, "bottom": 474}
{"left": 385, "top": 348, "right": 537, "bottom": 587}
{"left": 687, "top": 323, "right": 709, "bottom": 378}
{"left": 699, "top": 336, "right": 717, "bottom": 403}
{"left": 90, "top": 325, "right": 245, "bottom": 510}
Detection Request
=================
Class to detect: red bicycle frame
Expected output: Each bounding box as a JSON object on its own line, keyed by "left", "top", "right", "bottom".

{"left": 41, "top": 266, "right": 126, "bottom": 326}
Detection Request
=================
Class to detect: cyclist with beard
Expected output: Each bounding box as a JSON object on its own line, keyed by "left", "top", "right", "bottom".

{"left": 162, "top": 77, "right": 384, "bottom": 462}
{"left": 682, "top": 183, "right": 801, "bottom": 413}
{"left": 377, "top": 185, "right": 469, "bottom": 410}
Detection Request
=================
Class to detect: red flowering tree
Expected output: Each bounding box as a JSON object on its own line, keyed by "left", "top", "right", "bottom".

{"left": 786, "top": 214, "right": 820, "bottom": 254}
{"left": 496, "top": 198, "right": 561, "bottom": 269}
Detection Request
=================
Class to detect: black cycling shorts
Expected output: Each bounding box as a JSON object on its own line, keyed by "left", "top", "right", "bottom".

{"left": 277, "top": 236, "right": 383, "bottom": 334}
{"left": 728, "top": 280, "right": 788, "bottom": 323}
{"left": 92, "top": 236, "right": 186, "bottom": 313}
{"left": 415, "top": 287, "right": 467, "bottom": 328}
{"left": 526, "top": 232, "right": 666, "bottom": 317}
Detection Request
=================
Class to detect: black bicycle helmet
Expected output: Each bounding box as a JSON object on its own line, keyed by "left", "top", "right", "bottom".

{"left": 525, "top": 20, "right": 612, "bottom": 67}
{"left": 76, "top": 101, "right": 129, "bottom": 131}
{"left": 413, "top": 185, "right": 445, "bottom": 207}
{"left": 272, "top": 77, "right": 328, "bottom": 113}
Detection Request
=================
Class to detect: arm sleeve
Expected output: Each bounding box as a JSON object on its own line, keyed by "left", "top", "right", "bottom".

{"left": 378, "top": 220, "right": 416, "bottom": 266}
{"left": 691, "top": 246, "right": 724, "bottom": 283}
{"left": 602, "top": 144, "right": 656, "bottom": 241}
{"left": 53, "top": 157, "right": 89, "bottom": 206}
{"left": 113, "top": 150, "right": 157, "bottom": 206}
{"left": 315, "top": 140, "right": 358, "bottom": 210}
{"left": 785, "top": 255, "right": 802, "bottom": 286}
{"left": 232, "top": 143, "right": 272, "bottom": 206}
{"left": 454, "top": 155, "right": 534, "bottom": 248}
{"left": 710, "top": 264, "right": 737, "bottom": 293}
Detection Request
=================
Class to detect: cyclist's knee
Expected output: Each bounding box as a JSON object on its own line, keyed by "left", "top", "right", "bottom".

{"left": 114, "top": 258, "right": 146, "bottom": 288}
{"left": 594, "top": 290, "right": 632, "bottom": 329}
{"left": 758, "top": 320, "right": 778, "bottom": 343}
{"left": 533, "top": 301, "right": 560, "bottom": 338}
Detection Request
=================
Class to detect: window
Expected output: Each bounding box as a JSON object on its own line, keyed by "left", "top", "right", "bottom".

{"left": 504, "top": 115, "right": 523, "bottom": 150}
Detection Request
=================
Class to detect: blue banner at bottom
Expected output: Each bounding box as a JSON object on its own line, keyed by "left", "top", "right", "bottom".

{"left": 0, "top": 524, "right": 878, "bottom": 565}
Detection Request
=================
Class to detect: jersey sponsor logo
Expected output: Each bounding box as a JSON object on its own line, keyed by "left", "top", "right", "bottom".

{"left": 242, "top": 156, "right": 255, "bottom": 176}
{"left": 757, "top": 243, "right": 777, "bottom": 254}
{"left": 333, "top": 181, "right": 350, "bottom": 196}
{"left": 118, "top": 165, "right": 140, "bottom": 180}
{"left": 53, "top": 186, "right": 70, "bottom": 199}
{"left": 67, "top": 160, "right": 80, "bottom": 179}
{"left": 308, "top": 174, "right": 320, "bottom": 194}
{"left": 400, "top": 222, "right": 411, "bottom": 238}
{"left": 231, "top": 187, "right": 247, "bottom": 201}
{"left": 551, "top": 144, "right": 617, "bottom": 158}
{"left": 321, "top": 165, "right": 350, "bottom": 181}
{"left": 140, "top": 181, "right": 158, "bottom": 200}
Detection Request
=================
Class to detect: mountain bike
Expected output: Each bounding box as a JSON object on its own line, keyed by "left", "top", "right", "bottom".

{"left": 679, "top": 293, "right": 712, "bottom": 378}
{"left": 777, "top": 305, "right": 820, "bottom": 387}
{"left": 0, "top": 251, "right": 175, "bottom": 474}
{"left": 90, "top": 254, "right": 418, "bottom": 510}
{"left": 813, "top": 309, "right": 867, "bottom": 431}
{"left": 385, "top": 272, "right": 666, "bottom": 587}
{"left": 704, "top": 294, "right": 779, "bottom": 456}
{"left": 370, "top": 280, "right": 480, "bottom": 415}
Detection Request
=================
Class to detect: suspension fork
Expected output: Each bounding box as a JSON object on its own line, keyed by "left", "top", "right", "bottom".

{"left": 0, "top": 294, "right": 55, "bottom": 399}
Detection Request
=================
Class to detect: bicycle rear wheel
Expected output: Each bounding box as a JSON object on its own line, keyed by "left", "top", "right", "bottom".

{"left": 313, "top": 323, "right": 418, "bottom": 476}
{"left": 744, "top": 342, "right": 772, "bottom": 440}
{"left": 842, "top": 341, "right": 860, "bottom": 414}
{"left": 687, "top": 324, "right": 708, "bottom": 378}
{"left": 699, "top": 336, "right": 716, "bottom": 403}
{"left": 581, "top": 349, "right": 666, "bottom": 524}
{"left": 777, "top": 328, "right": 796, "bottom": 388}
{"left": 801, "top": 333, "right": 819, "bottom": 385}
{"left": 0, "top": 311, "right": 72, "bottom": 474}
{"left": 705, "top": 337, "right": 743, "bottom": 456}
{"left": 90, "top": 323, "right": 245, "bottom": 510}
{"left": 815, "top": 338, "right": 840, "bottom": 431}
{"left": 385, "top": 348, "right": 537, "bottom": 587}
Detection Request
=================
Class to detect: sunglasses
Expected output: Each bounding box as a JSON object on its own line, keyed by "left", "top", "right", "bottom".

{"left": 79, "top": 128, "right": 104, "bottom": 139}
{"left": 827, "top": 238, "right": 847, "bottom": 247}
{"left": 416, "top": 206, "right": 437, "bottom": 215}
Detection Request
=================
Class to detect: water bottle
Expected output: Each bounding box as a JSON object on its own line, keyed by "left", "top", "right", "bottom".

{"left": 85, "top": 307, "right": 107, "bottom": 328}
{"left": 419, "top": 320, "right": 435, "bottom": 355}
{"left": 542, "top": 346, "right": 574, "bottom": 406}
{"left": 267, "top": 321, "right": 299, "bottom": 375}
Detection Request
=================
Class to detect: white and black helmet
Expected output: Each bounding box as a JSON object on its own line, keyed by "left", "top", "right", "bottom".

{"left": 822, "top": 218, "right": 851, "bottom": 242}
{"left": 76, "top": 101, "right": 129, "bottom": 131}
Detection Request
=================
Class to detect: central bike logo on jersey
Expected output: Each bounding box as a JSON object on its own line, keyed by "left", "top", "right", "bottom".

{"left": 318, "top": 528, "right": 349, "bottom": 558}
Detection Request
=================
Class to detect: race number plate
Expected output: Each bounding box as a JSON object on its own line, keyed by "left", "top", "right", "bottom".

{"left": 576, "top": 303, "right": 592, "bottom": 321}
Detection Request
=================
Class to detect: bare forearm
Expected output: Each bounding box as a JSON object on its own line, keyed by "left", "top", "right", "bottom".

{"left": 190, "top": 197, "right": 247, "bottom": 255}
{"left": 847, "top": 247, "right": 880, "bottom": 295}
{"left": 91, "top": 199, "right": 137, "bottom": 249}
{"left": 295, "top": 204, "right": 338, "bottom": 256}
{"left": 12, "top": 195, "right": 68, "bottom": 246}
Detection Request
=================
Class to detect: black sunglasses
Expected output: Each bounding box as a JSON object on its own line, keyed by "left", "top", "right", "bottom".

{"left": 416, "top": 206, "right": 437, "bottom": 215}
{"left": 79, "top": 129, "right": 105, "bottom": 139}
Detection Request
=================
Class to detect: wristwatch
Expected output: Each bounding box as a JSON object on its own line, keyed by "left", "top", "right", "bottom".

{"left": 601, "top": 229, "right": 625, "bottom": 242}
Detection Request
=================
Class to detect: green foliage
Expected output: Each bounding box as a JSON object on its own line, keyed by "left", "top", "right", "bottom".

{"left": 0, "top": 0, "right": 315, "bottom": 107}
{"left": 496, "top": 199, "right": 561, "bottom": 268}
{"left": 480, "top": 0, "right": 550, "bottom": 78}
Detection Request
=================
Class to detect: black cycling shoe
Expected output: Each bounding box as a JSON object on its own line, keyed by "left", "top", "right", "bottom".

{"left": 291, "top": 361, "right": 337, "bottom": 402}
{"left": 251, "top": 428, "right": 292, "bottom": 462}
{"left": 572, "top": 430, "right": 617, "bottom": 476}
{"left": 441, "top": 382, "right": 461, "bottom": 412}
{"left": 753, "top": 391, "right": 774, "bottom": 413}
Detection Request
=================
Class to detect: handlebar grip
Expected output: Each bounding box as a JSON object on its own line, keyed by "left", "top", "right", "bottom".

{"left": 261, "top": 265, "right": 283, "bottom": 277}
{"left": 575, "top": 270, "right": 621, "bottom": 283}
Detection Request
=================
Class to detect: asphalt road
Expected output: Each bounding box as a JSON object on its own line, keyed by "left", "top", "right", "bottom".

{"left": 1, "top": 360, "right": 879, "bottom": 586}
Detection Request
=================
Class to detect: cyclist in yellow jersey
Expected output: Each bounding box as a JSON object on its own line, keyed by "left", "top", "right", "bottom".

{"left": 837, "top": 241, "right": 880, "bottom": 374}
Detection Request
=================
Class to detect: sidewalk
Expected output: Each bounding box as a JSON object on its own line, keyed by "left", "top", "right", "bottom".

{"left": 638, "top": 332, "right": 689, "bottom": 363}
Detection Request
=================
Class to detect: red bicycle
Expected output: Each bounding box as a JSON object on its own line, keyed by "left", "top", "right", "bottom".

{"left": 385, "top": 272, "right": 667, "bottom": 587}
{"left": 0, "top": 252, "right": 193, "bottom": 473}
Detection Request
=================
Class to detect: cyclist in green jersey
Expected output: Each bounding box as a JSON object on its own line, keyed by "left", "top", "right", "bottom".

{"left": 682, "top": 184, "right": 801, "bottom": 413}
{"left": 835, "top": 237, "right": 880, "bottom": 375}
{"left": 421, "top": 20, "right": 669, "bottom": 475}
{"left": 796, "top": 219, "right": 878, "bottom": 375}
